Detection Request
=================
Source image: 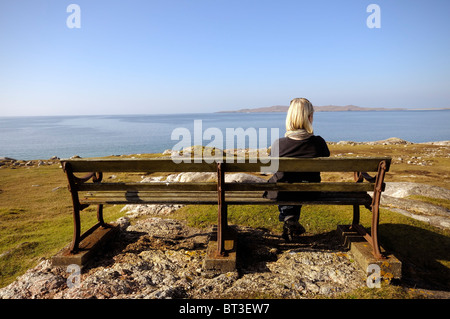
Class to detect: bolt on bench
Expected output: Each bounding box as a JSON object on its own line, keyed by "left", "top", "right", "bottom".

{"left": 55, "top": 156, "right": 391, "bottom": 268}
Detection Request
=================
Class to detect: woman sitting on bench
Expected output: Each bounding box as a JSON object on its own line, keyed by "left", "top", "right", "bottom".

{"left": 264, "top": 98, "right": 330, "bottom": 242}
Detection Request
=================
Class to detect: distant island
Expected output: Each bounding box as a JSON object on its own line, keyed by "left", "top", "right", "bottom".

{"left": 217, "top": 105, "right": 447, "bottom": 113}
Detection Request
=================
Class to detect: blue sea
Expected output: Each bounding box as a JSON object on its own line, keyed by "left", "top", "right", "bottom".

{"left": 0, "top": 110, "right": 449, "bottom": 160}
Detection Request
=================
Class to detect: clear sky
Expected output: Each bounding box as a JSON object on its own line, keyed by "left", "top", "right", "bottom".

{"left": 1, "top": 0, "right": 449, "bottom": 116}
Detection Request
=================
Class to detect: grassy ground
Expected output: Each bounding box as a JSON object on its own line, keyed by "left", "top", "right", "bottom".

{"left": 0, "top": 163, "right": 125, "bottom": 287}
{"left": 0, "top": 143, "right": 449, "bottom": 297}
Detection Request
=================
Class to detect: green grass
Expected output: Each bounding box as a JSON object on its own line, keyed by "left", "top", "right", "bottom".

{"left": 0, "top": 164, "right": 124, "bottom": 287}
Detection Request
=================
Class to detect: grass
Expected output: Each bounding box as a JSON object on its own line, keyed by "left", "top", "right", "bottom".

{"left": 0, "top": 143, "right": 449, "bottom": 298}
{"left": 0, "top": 163, "right": 124, "bottom": 287}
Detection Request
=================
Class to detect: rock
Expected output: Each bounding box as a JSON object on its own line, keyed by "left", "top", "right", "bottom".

{"left": 384, "top": 182, "right": 450, "bottom": 200}
{"left": 381, "top": 196, "right": 449, "bottom": 217}
{"left": 376, "top": 137, "right": 411, "bottom": 145}
{"left": 0, "top": 217, "right": 368, "bottom": 299}
{"left": 225, "top": 173, "right": 266, "bottom": 183}
{"left": 365, "top": 137, "right": 411, "bottom": 145}
{"left": 166, "top": 172, "right": 216, "bottom": 183}
{"left": 121, "top": 204, "right": 183, "bottom": 219}
{"left": 420, "top": 141, "right": 450, "bottom": 146}
{"left": 337, "top": 141, "right": 357, "bottom": 145}
{"left": 116, "top": 217, "right": 131, "bottom": 229}
{"left": 0, "top": 260, "right": 66, "bottom": 299}
{"left": 333, "top": 138, "right": 413, "bottom": 146}
{"left": 380, "top": 182, "right": 450, "bottom": 229}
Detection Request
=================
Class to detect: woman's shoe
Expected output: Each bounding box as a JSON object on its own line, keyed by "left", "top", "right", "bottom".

{"left": 282, "top": 218, "right": 306, "bottom": 242}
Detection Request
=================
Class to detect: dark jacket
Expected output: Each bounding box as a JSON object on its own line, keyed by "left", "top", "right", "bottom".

{"left": 263, "top": 135, "right": 330, "bottom": 200}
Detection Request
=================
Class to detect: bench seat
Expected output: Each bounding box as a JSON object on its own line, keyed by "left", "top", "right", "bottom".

{"left": 80, "top": 190, "right": 372, "bottom": 206}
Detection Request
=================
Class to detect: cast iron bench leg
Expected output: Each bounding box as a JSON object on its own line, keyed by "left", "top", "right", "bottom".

{"left": 70, "top": 206, "right": 81, "bottom": 253}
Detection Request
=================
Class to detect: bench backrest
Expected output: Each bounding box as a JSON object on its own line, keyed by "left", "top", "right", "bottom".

{"left": 61, "top": 157, "right": 391, "bottom": 196}
{"left": 62, "top": 157, "right": 391, "bottom": 173}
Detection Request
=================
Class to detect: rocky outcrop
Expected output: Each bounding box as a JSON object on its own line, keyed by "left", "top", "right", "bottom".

{"left": 0, "top": 217, "right": 366, "bottom": 299}
{"left": 330, "top": 137, "right": 413, "bottom": 146}
{"left": 0, "top": 156, "right": 60, "bottom": 168}
{"left": 380, "top": 182, "right": 450, "bottom": 229}
{"left": 383, "top": 182, "right": 450, "bottom": 200}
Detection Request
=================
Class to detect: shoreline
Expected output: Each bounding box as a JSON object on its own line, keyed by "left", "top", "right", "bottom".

{"left": 217, "top": 105, "right": 450, "bottom": 113}
{"left": 1, "top": 137, "right": 449, "bottom": 163}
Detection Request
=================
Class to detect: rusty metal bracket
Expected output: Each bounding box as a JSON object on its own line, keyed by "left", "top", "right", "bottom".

{"left": 369, "top": 160, "right": 388, "bottom": 259}
{"left": 354, "top": 171, "right": 376, "bottom": 183}
{"left": 63, "top": 162, "right": 104, "bottom": 253}
{"left": 217, "top": 162, "right": 228, "bottom": 257}
{"left": 352, "top": 162, "right": 388, "bottom": 259}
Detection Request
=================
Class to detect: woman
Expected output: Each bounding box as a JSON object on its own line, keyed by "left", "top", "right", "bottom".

{"left": 264, "top": 98, "right": 330, "bottom": 242}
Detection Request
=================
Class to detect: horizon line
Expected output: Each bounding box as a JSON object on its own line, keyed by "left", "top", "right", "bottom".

{"left": 1, "top": 106, "right": 449, "bottom": 118}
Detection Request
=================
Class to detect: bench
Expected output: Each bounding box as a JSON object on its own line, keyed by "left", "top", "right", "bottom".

{"left": 60, "top": 156, "right": 391, "bottom": 265}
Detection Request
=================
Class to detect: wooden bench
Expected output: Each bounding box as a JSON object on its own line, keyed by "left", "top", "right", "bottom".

{"left": 60, "top": 156, "right": 391, "bottom": 265}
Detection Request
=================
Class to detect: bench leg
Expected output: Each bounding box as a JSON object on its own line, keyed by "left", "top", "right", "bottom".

{"left": 350, "top": 205, "right": 384, "bottom": 259}
{"left": 351, "top": 205, "right": 360, "bottom": 226}
{"left": 371, "top": 204, "right": 383, "bottom": 259}
{"left": 370, "top": 160, "right": 387, "bottom": 259}
{"left": 217, "top": 204, "right": 228, "bottom": 256}
{"left": 97, "top": 204, "right": 105, "bottom": 226}
{"left": 217, "top": 162, "right": 228, "bottom": 256}
{"left": 70, "top": 206, "right": 81, "bottom": 253}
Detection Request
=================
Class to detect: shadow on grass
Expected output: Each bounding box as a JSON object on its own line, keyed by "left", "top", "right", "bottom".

{"left": 380, "top": 223, "right": 450, "bottom": 291}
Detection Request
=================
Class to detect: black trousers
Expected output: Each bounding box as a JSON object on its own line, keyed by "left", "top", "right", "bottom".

{"left": 278, "top": 205, "right": 301, "bottom": 222}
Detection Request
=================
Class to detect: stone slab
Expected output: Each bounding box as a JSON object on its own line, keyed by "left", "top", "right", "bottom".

{"left": 52, "top": 223, "right": 118, "bottom": 268}
{"left": 337, "top": 225, "right": 402, "bottom": 280}
{"left": 203, "top": 226, "right": 237, "bottom": 272}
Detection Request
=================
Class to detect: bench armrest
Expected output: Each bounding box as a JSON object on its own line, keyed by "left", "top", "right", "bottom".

{"left": 354, "top": 171, "right": 376, "bottom": 183}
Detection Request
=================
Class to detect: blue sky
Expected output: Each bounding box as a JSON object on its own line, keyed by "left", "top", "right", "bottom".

{"left": 1, "top": 0, "right": 449, "bottom": 116}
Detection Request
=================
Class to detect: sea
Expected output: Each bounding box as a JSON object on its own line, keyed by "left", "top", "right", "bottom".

{"left": 0, "top": 110, "right": 449, "bottom": 160}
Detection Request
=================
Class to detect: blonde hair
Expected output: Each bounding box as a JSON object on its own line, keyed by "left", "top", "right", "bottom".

{"left": 285, "top": 98, "right": 314, "bottom": 134}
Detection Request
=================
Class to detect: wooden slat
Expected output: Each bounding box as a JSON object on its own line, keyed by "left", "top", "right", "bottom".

{"left": 227, "top": 157, "right": 391, "bottom": 173}
{"left": 224, "top": 182, "right": 375, "bottom": 192}
{"left": 63, "top": 158, "right": 218, "bottom": 173}
{"left": 80, "top": 198, "right": 372, "bottom": 206}
{"left": 81, "top": 198, "right": 218, "bottom": 205}
{"left": 225, "top": 198, "right": 372, "bottom": 205}
{"left": 62, "top": 157, "right": 391, "bottom": 173}
{"left": 77, "top": 182, "right": 218, "bottom": 192}
{"left": 80, "top": 191, "right": 218, "bottom": 205}
{"left": 81, "top": 191, "right": 217, "bottom": 199}
{"left": 77, "top": 182, "right": 375, "bottom": 193}
{"left": 228, "top": 191, "right": 372, "bottom": 205}
{"left": 80, "top": 191, "right": 372, "bottom": 206}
